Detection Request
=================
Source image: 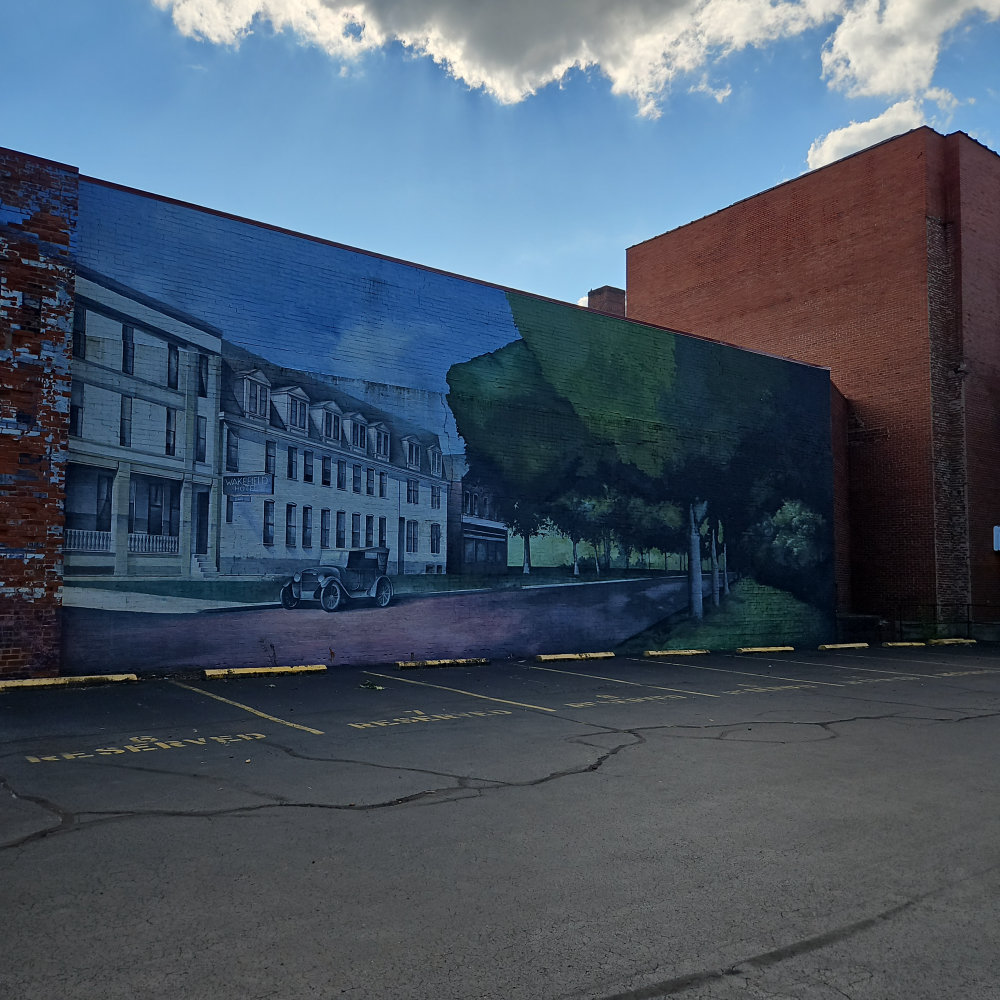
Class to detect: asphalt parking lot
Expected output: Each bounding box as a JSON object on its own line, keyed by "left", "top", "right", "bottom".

{"left": 3, "top": 645, "right": 1000, "bottom": 1000}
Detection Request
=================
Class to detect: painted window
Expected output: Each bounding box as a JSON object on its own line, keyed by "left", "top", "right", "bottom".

{"left": 120, "top": 396, "right": 132, "bottom": 448}
{"left": 351, "top": 512, "right": 361, "bottom": 548}
{"left": 337, "top": 460, "right": 347, "bottom": 490}
{"left": 430, "top": 485, "right": 441, "bottom": 510}
{"left": 365, "top": 515, "right": 374, "bottom": 548}
{"left": 406, "top": 479, "right": 419, "bottom": 504}
{"left": 366, "top": 467, "right": 375, "bottom": 496}
{"left": 379, "top": 471, "right": 387, "bottom": 498}
{"left": 165, "top": 408, "right": 177, "bottom": 457}
{"left": 72, "top": 305, "right": 86, "bottom": 359}
{"left": 285, "top": 504, "right": 296, "bottom": 546}
{"left": 320, "top": 509, "right": 331, "bottom": 548}
{"left": 430, "top": 450, "right": 442, "bottom": 476}
{"left": 352, "top": 464, "right": 362, "bottom": 494}
{"left": 197, "top": 355, "right": 209, "bottom": 398}
{"left": 265, "top": 440, "right": 276, "bottom": 475}
{"left": 405, "top": 520, "right": 419, "bottom": 553}
{"left": 430, "top": 523, "right": 441, "bottom": 554}
{"left": 322, "top": 455, "right": 332, "bottom": 487}
{"left": 287, "top": 446, "right": 297, "bottom": 480}
{"left": 196, "top": 416, "right": 207, "bottom": 463}
{"left": 263, "top": 501, "right": 274, "bottom": 545}
{"left": 122, "top": 325, "right": 134, "bottom": 374}
{"left": 351, "top": 420, "right": 366, "bottom": 450}
{"left": 324, "top": 411, "right": 341, "bottom": 440}
{"left": 302, "top": 506, "right": 312, "bottom": 548}
{"left": 303, "top": 450, "right": 314, "bottom": 483}
{"left": 167, "top": 344, "right": 179, "bottom": 390}
{"left": 375, "top": 429, "right": 390, "bottom": 458}
{"left": 336, "top": 511, "right": 346, "bottom": 548}
{"left": 406, "top": 441, "right": 420, "bottom": 469}
{"left": 378, "top": 516, "right": 386, "bottom": 548}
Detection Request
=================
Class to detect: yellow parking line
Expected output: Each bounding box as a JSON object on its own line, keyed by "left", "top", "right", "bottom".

{"left": 637, "top": 658, "right": 846, "bottom": 688}
{"left": 364, "top": 672, "right": 557, "bottom": 712}
{"left": 169, "top": 680, "right": 325, "bottom": 734}
{"left": 531, "top": 664, "right": 719, "bottom": 698}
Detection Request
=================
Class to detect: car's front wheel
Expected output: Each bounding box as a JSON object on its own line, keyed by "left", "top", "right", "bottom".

{"left": 320, "top": 582, "right": 343, "bottom": 612}
{"left": 280, "top": 584, "right": 300, "bottom": 609}
{"left": 374, "top": 577, "right": 393, "bottom": 608}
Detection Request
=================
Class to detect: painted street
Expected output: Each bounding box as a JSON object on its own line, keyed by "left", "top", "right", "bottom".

{"left": 61, "top": 576, "right": 695, "bottom": 673}
{"left": 3, "top": 645, "right": 1000, "bottom": 1000}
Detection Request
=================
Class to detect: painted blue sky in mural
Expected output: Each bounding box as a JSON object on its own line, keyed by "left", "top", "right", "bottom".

{"left": 5, "top": 0, "right": 1000, "bottom": 304}
{"left": 77, "top": 180, "right": 519, "bottom": 398}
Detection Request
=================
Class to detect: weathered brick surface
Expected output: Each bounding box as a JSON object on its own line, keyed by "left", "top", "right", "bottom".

{"left": 0, "top": 148, "right": 78, "bottom": 676}
{"left": 627, "top": 127, "right": 1000, "bottom": 619}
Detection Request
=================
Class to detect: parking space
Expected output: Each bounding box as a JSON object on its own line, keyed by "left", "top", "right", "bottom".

{"left": 3, "top": 646, "right": 1000, "bottom": 999}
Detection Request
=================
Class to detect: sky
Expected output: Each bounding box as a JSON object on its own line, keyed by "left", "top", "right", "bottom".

{"left": 4, "top": 0, "right": 1000, "bottom": 304}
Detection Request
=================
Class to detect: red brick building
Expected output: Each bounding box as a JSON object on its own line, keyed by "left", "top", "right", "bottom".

{"left": 627, "top": 127, "right": 1000, "bottom": 625}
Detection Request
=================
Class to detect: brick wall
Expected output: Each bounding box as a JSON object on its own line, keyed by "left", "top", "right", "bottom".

{"left": 949, "top": 136, "right": 1000, "bottom": 611}
{"left": 0, "top": 149, "right": 78, "bottom": 677}
{"left": 626, "top": 127, "right": 970, "bottom": 617}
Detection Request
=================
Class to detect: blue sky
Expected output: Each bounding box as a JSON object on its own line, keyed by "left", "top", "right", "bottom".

{"left": 4, "top": 0, "right": 1000, "bottom": 304}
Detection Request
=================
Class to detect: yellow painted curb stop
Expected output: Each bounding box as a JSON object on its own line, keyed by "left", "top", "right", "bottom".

{"left": 928, "top": 638, "right": 976, "bottom": 645}
{"left": 204, "top": 665, "right": 327, "bottom": 679}
{"left": 643, "top": 649, "right": 709, "bottom": 657}
{"left": 396, "top": 658, "right": 491, "bottom": 669}
{"left": 536, "top": 652, "right": 616, "bottom": 662}
{"left": 818, "top": 642, "right": 870, "bottom": 650}
{"left": 0, "top": 673, "right": 138, "bottom": 691}
{"left": 737, "top": 646, "right": 794, "bottom": 654}
{"left": 882, "top": 642, "right": 926, "bottom": 648}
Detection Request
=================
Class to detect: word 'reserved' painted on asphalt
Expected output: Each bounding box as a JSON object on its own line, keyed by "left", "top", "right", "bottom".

{"left": 26, "top": 733, "right": 266, "bottom": 763}
{"left": 348, "top": 708, "right": 513, "bottom": 730}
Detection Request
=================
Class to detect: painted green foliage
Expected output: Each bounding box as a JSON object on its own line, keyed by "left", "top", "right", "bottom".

{"left": 447, "top": 291, "right": 833, "bottom": 612}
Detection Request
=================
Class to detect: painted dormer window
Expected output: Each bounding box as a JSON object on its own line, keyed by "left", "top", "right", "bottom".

{"left": 403, "top": 437, "right": 420, "bottom": 470}
{"left": 348, "top": 415, "right": 368, "bottom": 452}
{"left": 242, "top": 371, "right": 271, "bottom": 420}
{"left": 289, "top": 397, "right": 307, "bottom": 430}
{"left": 429, "top": 446, "right": 443, "bottom": 477}
{"left": 272, "top": 386, "right": 310, "bottom": 433}
{"left": 373, "top": 424, "right": 390, "bottom": 459}
{"left": 323, "top": 410, "right": 342, "bottom": 442}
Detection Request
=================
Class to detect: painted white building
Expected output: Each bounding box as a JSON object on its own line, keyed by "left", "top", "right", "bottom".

{"left": 218, "top": 341, "right": 448, "bottom": 576}
{"left": 65, "top": 270, "right": 223, "bottom": 578}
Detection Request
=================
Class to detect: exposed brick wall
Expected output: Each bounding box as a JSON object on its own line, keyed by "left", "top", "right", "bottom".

{"left": 587, "top": 285, "right": 626, "bottom": 316}
{"left": 626, "top": 127, "right": 994, "bottom": 618}
{"left": 948, "top": 135, "right": 1000, "bottom": 612}
{"left": 0, "top": 149, "right": 78, "bottom": 677}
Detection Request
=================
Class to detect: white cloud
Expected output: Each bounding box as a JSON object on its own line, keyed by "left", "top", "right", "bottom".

{"left": 821, "top": 0, "right": 1000, "bottom": 99}
{"left": 689, "top": 75, "right": 732, "bottom": 103}
{"left": 806, "top": 98, "right": 926, "bottom": 168}
{"left": 153, "top": 0, "right": 1000, "bottom": 167}
{"left": 153, "top": 0, "right": 844, "bottom": 117}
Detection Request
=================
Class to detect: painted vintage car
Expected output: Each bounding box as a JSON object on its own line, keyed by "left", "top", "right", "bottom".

{"left": 279, "top": 547, "right": 393, "bottom": 611}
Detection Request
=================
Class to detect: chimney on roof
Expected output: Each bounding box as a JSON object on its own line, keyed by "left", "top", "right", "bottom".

{"left": 587, "top": 285, "right": 626, "bottom": 316}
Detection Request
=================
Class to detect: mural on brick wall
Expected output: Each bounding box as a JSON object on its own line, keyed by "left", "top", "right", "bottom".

{"left": 51, "top": 179, "right": 836, "bottom": 672}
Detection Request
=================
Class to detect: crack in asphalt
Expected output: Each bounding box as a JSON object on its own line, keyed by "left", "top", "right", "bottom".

{"left": 0, "top": 728, "right": 643, "bottom": 848}
{"left": 577, "top": 860, "right": 1000, "bottom": 1000}
{"left": 2, "top": 702, "right": 996, "bottom": 850}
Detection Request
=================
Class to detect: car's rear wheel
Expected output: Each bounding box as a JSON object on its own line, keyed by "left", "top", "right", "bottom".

{"left": 320, "top": 582, "right": 343, "bottom": 612}
{"left": 280, "top": 584, "right": 299, "bottom": 609}
{"left": 374, "top": 577, "right": 393, "bottom": 608}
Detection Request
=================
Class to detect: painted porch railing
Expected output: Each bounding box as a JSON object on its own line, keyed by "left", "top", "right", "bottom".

{"left": 64, "top": 529, "right": 112, "bottom": 552}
